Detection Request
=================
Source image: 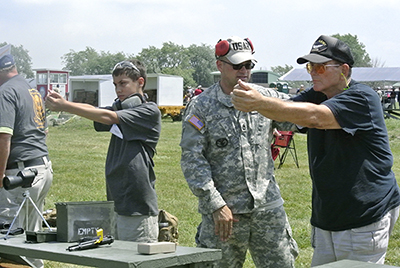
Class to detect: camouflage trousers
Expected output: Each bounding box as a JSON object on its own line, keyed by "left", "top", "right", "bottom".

{"left": 196, "top": 205, "right": 298, "bottom": 268}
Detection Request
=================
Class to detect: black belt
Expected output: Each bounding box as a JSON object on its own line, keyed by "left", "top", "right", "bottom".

{"left": 6, "top": 156, "right": 49, "bottom": 170}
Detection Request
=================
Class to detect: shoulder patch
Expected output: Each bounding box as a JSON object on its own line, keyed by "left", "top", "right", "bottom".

{"left": 188, "top": 115, "right": 204, "bottom": 131}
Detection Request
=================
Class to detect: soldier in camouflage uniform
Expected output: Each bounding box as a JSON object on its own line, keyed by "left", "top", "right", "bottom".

{"left": 180, "top": 36, "right": 298, "bottom": 268}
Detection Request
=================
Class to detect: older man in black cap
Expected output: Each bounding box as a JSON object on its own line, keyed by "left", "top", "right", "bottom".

{"left": 232, "top": 35, "right": 400, "bottom": 266}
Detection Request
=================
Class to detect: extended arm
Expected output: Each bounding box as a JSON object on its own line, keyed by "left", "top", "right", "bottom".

{"left": 231, "top": 80, "right": 341, "bottom": 129}
{"left": 46, "top": 91, "right": 119, "bottom": 125}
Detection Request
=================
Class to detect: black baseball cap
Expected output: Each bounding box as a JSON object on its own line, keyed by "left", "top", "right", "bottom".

{"left": 297, "top": 35, "right": 354, "bottom": 67}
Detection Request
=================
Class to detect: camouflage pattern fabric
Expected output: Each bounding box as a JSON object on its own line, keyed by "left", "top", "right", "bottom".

{"left": 197, "top": 206, "right": 298, "bottom": 267}
{"left": 180, "top": 82, "right": 298, "bottom": 267}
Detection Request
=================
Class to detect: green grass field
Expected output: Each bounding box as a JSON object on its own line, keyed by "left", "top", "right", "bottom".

{"left": 44, "top": 115, "right": 400, "bottom": 268}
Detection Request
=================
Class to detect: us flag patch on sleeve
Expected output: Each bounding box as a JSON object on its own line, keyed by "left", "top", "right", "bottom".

{"left": 189, "top": 115, "right": 204, "bottom": 131}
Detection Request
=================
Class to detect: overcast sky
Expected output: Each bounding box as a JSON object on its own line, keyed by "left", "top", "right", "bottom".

{"left": 2, "top": 0, "right": 400, "bottom": 71}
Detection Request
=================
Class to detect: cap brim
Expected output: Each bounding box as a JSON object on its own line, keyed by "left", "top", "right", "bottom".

{"left": 297, "top": 53, "right": 332, "bottom": 65}
{"left": 226, "top": 52, "right": 257, "bottom": 65}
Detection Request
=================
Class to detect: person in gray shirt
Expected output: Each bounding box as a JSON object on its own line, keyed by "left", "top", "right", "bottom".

{"left": 0, "top": 53, "right": 52, "bottom": 268}
{"left": 46, "top": 59, "right": 161, "bottom": 242}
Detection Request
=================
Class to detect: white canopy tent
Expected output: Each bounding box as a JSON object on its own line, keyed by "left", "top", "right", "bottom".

{"left": 280, "top": 67, "right": 400, "bottom": 119}
{"left": 280, "top": 67, "right": 400, "bottom": 84}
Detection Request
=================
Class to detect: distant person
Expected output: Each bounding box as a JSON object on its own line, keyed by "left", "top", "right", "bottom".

{"left": 183, "top": 92, "right": 191, "bottom": 105}
{"left": 397, "top": 88, "right": 400, "bottom": 109}
{"left": 0, "top": 54, "right": 53, "bottom": 268}
{"left": 193, "top": 85, "right": 203, "bottom": 96}
{"left": 46, "top": 59, "right": 161, "bottom": 242}
{"left": 381, "top": 87, "right": 390, "bottom": 109}
{"left": 296, "top": 84, "right": 305, "bottom": 94}
{"left": 390, "top": 87, "right": 396, "bottom": 110}
{"left": 180, "top": 36, "right": 298, "bottom": 268}
{"left": 183, "top": 89, "right": 192, "bottom": 105}
{"left": 194, "top": 87, "right": 203, "bottom": 96}
{"left": 232, "top": 35, "right": 400, "bottom": 266}
{"left": 53, "top": 84, "right": 60, "bottom": 93}
{"left": 376, "top": 87, "right": 383, "bottom": 100}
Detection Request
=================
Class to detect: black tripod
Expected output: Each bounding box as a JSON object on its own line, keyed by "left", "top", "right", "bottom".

{"left": 3, "top": 189, "right": 53, "bottom": 240}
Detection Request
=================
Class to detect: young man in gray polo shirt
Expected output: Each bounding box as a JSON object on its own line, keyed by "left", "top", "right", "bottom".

{"left": 46, "top": 59, "right": 161, "bottom": 242}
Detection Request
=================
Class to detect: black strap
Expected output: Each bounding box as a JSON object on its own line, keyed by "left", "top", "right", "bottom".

{"left": 6, "top": 156, "right": 48, "bottom": 170}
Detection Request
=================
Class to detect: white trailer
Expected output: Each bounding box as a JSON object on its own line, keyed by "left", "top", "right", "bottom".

{"left": 69, "top": 73, "right": 185, "bottom": 120}
{"left": 144, "top": 74, "right": 185, "bottom": 120}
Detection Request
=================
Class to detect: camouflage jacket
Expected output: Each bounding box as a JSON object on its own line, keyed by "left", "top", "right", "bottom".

{"left": 180, "top": 82, "right": 293, "bottom": 215}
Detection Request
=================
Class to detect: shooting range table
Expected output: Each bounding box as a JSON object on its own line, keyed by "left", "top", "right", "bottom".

{"left": 0, "top": 235, "right": 221, "bottom": 268}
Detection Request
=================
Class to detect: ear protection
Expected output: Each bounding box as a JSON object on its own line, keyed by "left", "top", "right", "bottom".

{"left": 112, "top": 93, "right": 146, "bottom": 111}
{"left": 215, "top": 38, "right": 254, "bottom": 58}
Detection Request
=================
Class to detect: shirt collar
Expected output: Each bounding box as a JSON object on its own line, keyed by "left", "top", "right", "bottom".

{"left": 217, "top": 83, "right": 234, "bottom": 108}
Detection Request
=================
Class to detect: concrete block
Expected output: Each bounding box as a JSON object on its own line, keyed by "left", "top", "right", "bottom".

{"left": 137, "top": 242, "right": 176, "bottom": 255}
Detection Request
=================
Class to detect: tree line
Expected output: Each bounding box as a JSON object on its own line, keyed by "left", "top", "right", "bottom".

{"left": 61, "top": 42, "right": 217, "bottom": 88}
{"left": 1, "top": 33, "right": 377, "bottom": 89}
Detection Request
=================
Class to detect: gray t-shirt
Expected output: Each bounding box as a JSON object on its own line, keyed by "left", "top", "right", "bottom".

{"left": 0, "top": 75, "right": 48, "bottom": 164}
{"left": 103, "top": 102, "right": 161, "bottom": 216}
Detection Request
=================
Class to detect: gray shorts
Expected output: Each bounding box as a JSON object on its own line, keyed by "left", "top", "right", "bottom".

{"left": 115, "top": 213, "right": 158, "bottom": 242}
{"left": 311, "top": 206, "right": 400, "bottom": 266}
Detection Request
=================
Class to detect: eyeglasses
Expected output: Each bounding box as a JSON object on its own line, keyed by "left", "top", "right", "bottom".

{"left": 306, "top": 62, "right": 341, "bottom": 74}
{"left": 112, "top": 61, "right": 140, "bottom": 73}
{"left": 220, "top": 59, "right": 255, "bottom": 70}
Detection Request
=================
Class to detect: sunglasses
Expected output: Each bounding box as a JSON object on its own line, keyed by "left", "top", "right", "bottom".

{"left": 112, "top": 61, "right": 140, "bottom": 73}
{"left": 306, "top": 62, "right": 341, "bottom": 74}
{"left": 220, "top": 59, "right": 255, "bottom": 70}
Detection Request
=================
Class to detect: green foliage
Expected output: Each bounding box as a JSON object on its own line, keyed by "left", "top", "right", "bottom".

{"left": 61, "top": 47, "right": 129, "bottom": 76}
{"left": 61, "top": 42, "right": 217, "bottom": 89}
{"left": 137, "top": 41, "right": 196, "bottom": 87}
{"left": 136, "top": 45, "right": 163, "bottom": 73}
{"left": 42, "top": 117, "right": 400, "bottom": 267}
{"left": 159, "top": 42, "right": 190, "bottom": 69}
{"left": 162, "top": 66, "right": 196, "bottom": 88}
{"left": 271, "top": 64, "right": 293, "bottom": 77}
{"left": 0, "top": 42, "right": 34, "bottom": 78}
{"left": 137, "top": 42, "right": 217, "bottom": 88}
{"left": 332, "top": 33, "right": 372, "bottom": 67}
{"left": 187, "top": 44, "right": 216, "bottom": 87}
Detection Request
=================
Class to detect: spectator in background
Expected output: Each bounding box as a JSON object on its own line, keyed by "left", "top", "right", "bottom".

{"left": 397, "top": 87, "right": 400, "bottom": 109}
{"left": 390, "top": 87, "right": 396, "bottom": 110}
{"left": 194, "top": 87, "right": 203, "bottom": 96}
{"left": 183, "top": 91, "right": 192, "bottom": 105}
{"left": 296, "top": 84, "right": 305, "bottom": 94}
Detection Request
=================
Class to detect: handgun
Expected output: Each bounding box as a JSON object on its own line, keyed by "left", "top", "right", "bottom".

{"left": 67, "top": 235, "right": 114, "bottom": 251}
{"left": 67, "top": 228, "right": 114, "bottom": 251}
